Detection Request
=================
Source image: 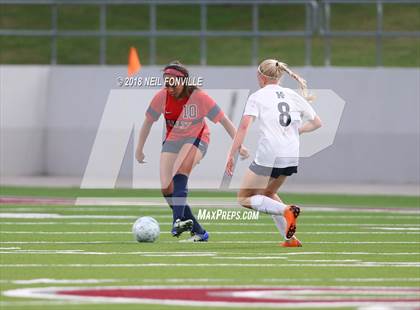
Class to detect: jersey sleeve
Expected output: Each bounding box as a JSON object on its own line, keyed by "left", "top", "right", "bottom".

{"left": 243, "top": 93, "right": 259, "bottom": 118}
{"left": 145, "top": 89, "right": 166, "bottom": 122}
{"left": 197, "top": 90, "right": 225, "bottom": 123}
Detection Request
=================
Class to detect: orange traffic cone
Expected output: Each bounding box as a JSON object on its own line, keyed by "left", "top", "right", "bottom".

{"left": 128, "top": 46, "right": 141, "bottom": 77}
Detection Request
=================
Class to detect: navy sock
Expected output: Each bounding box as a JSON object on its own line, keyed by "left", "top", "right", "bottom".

{"left": 164, "top": 181, "right": 205, "bottom": 234}
{"left": 183, "top": 205, "right": 205, "bottom": 235}
{"left": 171, "top": 174, "right": 189, "bottom": 222}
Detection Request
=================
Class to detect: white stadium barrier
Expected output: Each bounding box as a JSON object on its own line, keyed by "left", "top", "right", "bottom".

{"left": 0, "top": 66, "right": 419, "bottom": 187}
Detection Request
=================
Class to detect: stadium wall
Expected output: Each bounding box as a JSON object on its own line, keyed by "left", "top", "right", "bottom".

{"left": 0, "top": 66, "right": 419, "bottom": 187}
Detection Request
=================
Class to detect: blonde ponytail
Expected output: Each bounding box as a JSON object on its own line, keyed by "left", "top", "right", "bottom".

{"left": 258, "top": 59, "right": 315, "bottom": 102}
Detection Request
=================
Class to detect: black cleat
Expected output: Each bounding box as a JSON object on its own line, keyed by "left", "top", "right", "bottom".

{"left": 171, "top": 219, "right": 193, "bottom": 237}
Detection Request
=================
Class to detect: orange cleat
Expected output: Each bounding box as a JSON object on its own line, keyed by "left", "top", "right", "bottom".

{"left": 283, "top": 205, "right": 300, "bottom": 239}
{"left": 281, "top": 237, "right": 302, "bottom": 247}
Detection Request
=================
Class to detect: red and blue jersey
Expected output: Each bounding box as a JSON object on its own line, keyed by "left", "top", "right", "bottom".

{"left": 145, "top": 89, "right": 224, "bottom": 144}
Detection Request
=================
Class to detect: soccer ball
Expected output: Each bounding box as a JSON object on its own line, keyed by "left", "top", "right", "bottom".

{"left": 132, "top": 217, "right": 160, "bottom": 243}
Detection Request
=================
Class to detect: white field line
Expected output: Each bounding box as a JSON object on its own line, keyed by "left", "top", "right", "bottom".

{"left": 2, "top": 205, "right": 418, "bottom": 212}
{"left": 1, "top": 222, "right": 420, "bottom": 227}
{"left": 0, "top": 222, "right": 135, "bottom": 225}
{"left": 0, "top": 213, "right": 139, "bottom": 219}
{"left": 1, "top": 262, "right": 420, "bottom": 267}
{"left": 367, "top": 227, "right": 420, "bottom": 231}
{"left": 1, "top": 278, "right": 420, "bottom": 285}
{"left": 0, "top": 301, "right": 88, "bottom": 307}
{"left": 0, "top": 222, "right": 420, "bottom": 226}
{"left": 211, "top": 257, "right": 361, "bottom": 262}
{"left": 209, "top": 252, "right": 420, "bottom": 256}
{"left": 13, "top": 279, "right": 119, "bottom": 284}
{"left": 294, "top": 216, "right": 419, "bottom": 219}
{"left": 1, "top": 231, "right": 420, "bottom": 235}
{"left": 1, "top": 250, "right": 419, "bottom": 257}
{"left": 1, "top": 213, "right": 418, "bottom": 220}
{"left": 0, "top": 250, "right": 217, "bottom": 256}
{"left": 74, "top": 197, "right": 420, "bottom": 209}
{"left": 177, "top": 241, "right": 420, "bottom": 245}
{"left": 1, "top": 241, "right": 420, "bottom": 245}
{"left": 2, "top": 206, "right": 420, "bottom": 215}
{"left": 4, "top": 194, "right": 420, "bottom": 208}
{"left": 0, "top": 208, "right": 169, "bottom": 212}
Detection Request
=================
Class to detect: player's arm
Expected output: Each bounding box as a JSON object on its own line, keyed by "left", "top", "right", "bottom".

{"left": 135, "top": 118, "right": 154, "bottom": 163}
{"left": 219, "top": 115, "right": 250, "bottom": 159}
{"left": 292, "top": 90, "right": 322, "bottom": 135}
{"left": 136, "top": 90, "right": 165, "bottom": 163}
{"left": 226, "top": 115, "right": 254, "bottom": 176}
{"left": 219, "top": 115, "right": 236, "bottom": 139}
{"left": 299, "top": 115, "right": 322, "bottom": 135}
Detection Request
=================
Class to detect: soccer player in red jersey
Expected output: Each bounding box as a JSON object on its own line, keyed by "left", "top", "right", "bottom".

{"left": 136, "top": 61, "right": 248, "bottom": 242}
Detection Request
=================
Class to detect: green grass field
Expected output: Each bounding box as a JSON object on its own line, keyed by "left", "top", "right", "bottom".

{"left": 0, "top": 3, "right": 419, "bottom": 66}
{"left": 0, "top": 187, "right": 419, "bottom": 309}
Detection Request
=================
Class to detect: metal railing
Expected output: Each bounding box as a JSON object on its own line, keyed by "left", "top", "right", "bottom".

{"left": 0, "top": 0, "right": 419, "bottom": 66}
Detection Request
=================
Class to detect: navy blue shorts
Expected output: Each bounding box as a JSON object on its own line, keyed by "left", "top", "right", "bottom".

{"left": 162, "top": 137, "right": 208, "bottom": 157}
{"left": 249, "top": 161, "right": 297, "bottom": 178}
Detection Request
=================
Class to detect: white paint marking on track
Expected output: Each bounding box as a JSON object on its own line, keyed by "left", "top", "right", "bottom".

{"left": 0, "top": 301, "right": 87, "bottom": 307}
{"left": 2, "top": 278, "right": 420, "bottom": 285}
{"left": 1, "top": 213, "right": 418, "bottom": 221}
{"left": 1, "top": 262, "right": 420, "bottom": 267}
{"left": 12, "top": 279, "right": 119, "bottom": 284}
{"left": 1, "top": 240, "right": 419, "bottom": 245}
{"left": 2, "top": 231, "right": 420, "bottom": 235}
{"left": 2, "top": 222, "right": 420, "bottom": 228}
{"left": 0, "top": 213, "right": 137, "bottom": 219}
{"left": 211, "top": 257, "right": 361, "bottom": 262}
{"left": 211, "top": 256, "right": 288, "bottom": 260}
{"left": 4, "top": 206, "right": 416, "bottom": 213}
{"left": 366, "top": 227, "right": 420, "bottom": 231}
{"left": 0, "top": 250, "right": 217, "bottom": 256}
{"left": 0, "top": 222, "right": 133, "bottom": 225}
{"left": 1, "top": 250, "right": 419, "bottom": 257}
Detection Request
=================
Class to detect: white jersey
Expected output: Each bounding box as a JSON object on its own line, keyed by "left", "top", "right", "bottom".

{"left": 243, "top": 84, "right": 316, "bottom": 168}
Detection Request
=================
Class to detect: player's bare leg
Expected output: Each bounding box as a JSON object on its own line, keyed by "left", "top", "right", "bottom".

{"left": 160, "top": 152, "right": 177, "bottom": 195}
{"left": 238, "top": 169, "right": 288, "bottom": 216}
{"left": 173, "top": 143, "right": 202, "bottom": 176}
{"left": 237, "top": 169, "right": 301, "bottom": 245}
{"left": 237, "top": 169, "right": 270, "bottom": 208}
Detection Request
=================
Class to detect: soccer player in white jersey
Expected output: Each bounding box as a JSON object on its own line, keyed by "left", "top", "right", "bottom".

{"left": 226, "top": 59, "right": 322, "bottom": 247}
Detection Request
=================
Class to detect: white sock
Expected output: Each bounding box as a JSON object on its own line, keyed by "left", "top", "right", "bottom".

{"left": 272, "top": 215, "right": 287, "bottom": 239}
{"left": 249, "top": 195, "right": 287, "bottom": 216}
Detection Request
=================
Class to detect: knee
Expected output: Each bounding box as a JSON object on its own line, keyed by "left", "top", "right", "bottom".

{"left": 237, "top": 190, "right": 252, "bottom": 209}
{"left": 160, "top": 176, "right": 173, "bottom": 190}
{"left": 161, "top": 186, "right": 172, "bottom": 196}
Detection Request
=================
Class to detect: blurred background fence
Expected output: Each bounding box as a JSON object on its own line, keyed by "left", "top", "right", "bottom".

{"left": 0, "top": 0, "right": 419, "bottom": 66}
